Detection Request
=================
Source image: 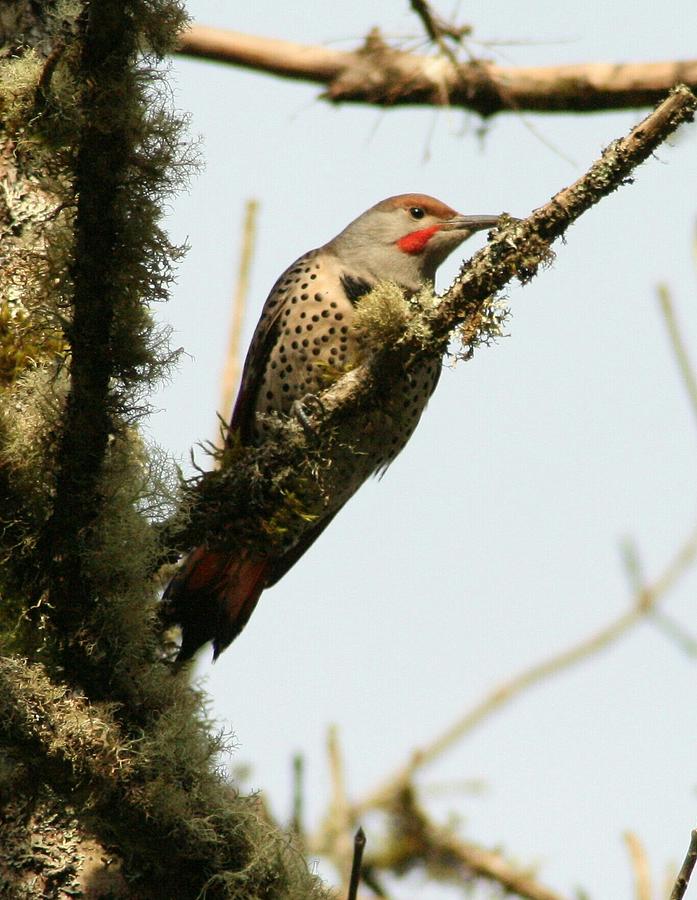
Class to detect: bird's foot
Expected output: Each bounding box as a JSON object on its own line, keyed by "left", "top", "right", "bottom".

{"left": 291, "top": 393, "right": 325, "bottom": 436}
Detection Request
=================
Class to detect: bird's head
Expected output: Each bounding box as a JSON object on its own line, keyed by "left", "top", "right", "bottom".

{"left": 327, "top": 193, "right": 502, "bottom": 291}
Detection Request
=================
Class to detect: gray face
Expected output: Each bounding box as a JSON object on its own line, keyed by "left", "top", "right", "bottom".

{"left": 326, "top": 202, "right": 498, "bottom": 292}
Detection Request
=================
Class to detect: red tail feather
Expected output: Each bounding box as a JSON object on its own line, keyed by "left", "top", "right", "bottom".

{"left": 163, "top": 546, "right": 269, "bottom": 661}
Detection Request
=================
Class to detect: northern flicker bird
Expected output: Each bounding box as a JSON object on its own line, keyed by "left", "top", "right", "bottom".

{"left": 164, "top": 194, "right": 502, "bottom": 661}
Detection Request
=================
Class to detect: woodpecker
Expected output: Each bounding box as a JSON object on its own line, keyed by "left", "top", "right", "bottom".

{"left": 164, "top": 194, "right": 501, "bottom": 660}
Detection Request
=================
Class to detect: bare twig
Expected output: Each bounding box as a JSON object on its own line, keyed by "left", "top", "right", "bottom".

{"left": 658, "top": 283, "right": 697, "bottom": 428}
{"left": 347, "top": 827, "right": 366, "bottom": 900}
{"left": 409, "top": 0, "right": 470, "bottom": 72}
{"left": 620, "top": 537, "right": 647, "bottom": 595}
{"left": 445, "top": 835, "right": 568, "bottom": 900}
{"left": 35, "top": 40, "right": 64, "bottom": 101}
{"left": 624, "top": 832, "right": 652, "bottom": 900}
{"left": 328, "top": 724, "right": 348, "bottom": 825}
{"left": 410, "top": 0, "right": 471, "bottom": 45}
{"left": 219, "top": 198, "right": 259, "bottom": 428}
{"left": 670, "top": 829, "right": 697, "bottom": 900}
{"left": 648, "top": 610, "right": 697, "bottom": 658}
{"left": 176, "top": 25, "right": 697, "bottom": 116}
{"left": 321, "top": 725, "right": 355, "bottom": 888}
{"left": 407, "top": 0, "right": 573, "bottom": 162}
{"left": 621, "top": 537, "right": 697, "bottom": 659}
{"left": 356, "top": 523, "right": 697, "bottom": 813}
{"left": 290, "top": 752, "right": 304, "bottom": 838}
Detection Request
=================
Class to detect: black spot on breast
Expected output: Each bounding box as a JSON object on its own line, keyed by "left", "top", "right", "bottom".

{"left": 340, "top": 273, "right": 373, "bottom": 305}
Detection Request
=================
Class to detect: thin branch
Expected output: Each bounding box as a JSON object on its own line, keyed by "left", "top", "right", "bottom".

{"left": 320, "top": 725, "right": 357, "bottom": 890}
{"left": 347, "top": 827, "right": 366, "bottom": 900}
{"left": 621, "top": 537, "right": 697, "bottom": 659}
{"left": 444, "top": 835, "right": 568, "bottom": 900}
{"left": 176, "top": 24, "right": 697, "bottom": 116}
{"left": 356, "top": 523, "right": 697, "bottom": 813}
{"left": 328, "top": 724, "right": 349, "bottom": 825}
{"left": 620, "top": 537, "right": 646, "bottom": 595}
{"left": 648, "top": 610, "right": 697, "bottom": 658}
{"left": 291, "top": 752, "right": 305, "bottom": 838}
{"left": 218, "top": 198, "right": 259, "bottom": 428}
{"left": 658, "top": 283, "right": 697, "bottom": 429}
{"left": 670, "top": 830, "right": 697, "bottom": 900}
{"left": 410, "top": 0, "right": 454, "bottom": 44}
{"left": 624, "top": 832, "right": 652, "bottom": 900}
{"left": 409, "top": 0, "right": 471, "bottom": 71}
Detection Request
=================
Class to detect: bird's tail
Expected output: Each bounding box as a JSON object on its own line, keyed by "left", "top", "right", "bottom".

{"left": 162, "top": 546, "right": 269, "bottom": 661}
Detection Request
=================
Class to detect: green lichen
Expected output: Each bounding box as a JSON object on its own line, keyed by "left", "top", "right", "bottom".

{"left": 353, "top": 280, "right": 440, "bottom": 353}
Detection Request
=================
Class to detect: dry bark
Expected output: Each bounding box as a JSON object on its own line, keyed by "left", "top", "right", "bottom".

{"left": 177, "top": 24, "right": 697, "bottom": 115}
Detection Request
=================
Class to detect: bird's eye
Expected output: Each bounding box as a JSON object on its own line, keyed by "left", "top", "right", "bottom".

{"left": 409, "top": 207, "right": 425, "bottom": 220}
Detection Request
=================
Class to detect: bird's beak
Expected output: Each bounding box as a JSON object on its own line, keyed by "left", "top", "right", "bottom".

{"left": 443, "top": 214, "right": 504, "bottom": 234}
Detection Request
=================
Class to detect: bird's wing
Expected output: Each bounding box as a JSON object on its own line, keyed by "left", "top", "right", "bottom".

{"left": 228, "top": 249, "right": 318, "bottom": 443}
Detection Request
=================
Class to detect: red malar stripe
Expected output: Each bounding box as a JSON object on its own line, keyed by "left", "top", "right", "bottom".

{"left": 396, "top": 225, "right": 441, "bottom": 254}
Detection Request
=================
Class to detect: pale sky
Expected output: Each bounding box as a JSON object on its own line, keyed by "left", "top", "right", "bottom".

{"left": 150, "top": 2, "right": 697, "bottom": 897}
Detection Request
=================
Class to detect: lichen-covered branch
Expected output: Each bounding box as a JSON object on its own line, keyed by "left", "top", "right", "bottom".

{"left": 43, "top": 2, "right": 141, "bottom": 656}
{"left": 176, "top": 24, "right": 697, "bottom": 116}
{"left": 19, "top": 0, "right": 186, "bottom": 696}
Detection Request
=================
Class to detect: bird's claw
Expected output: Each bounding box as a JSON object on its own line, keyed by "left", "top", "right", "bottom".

{"left": 291, "top": 393, "right": 325, "bottom": 435}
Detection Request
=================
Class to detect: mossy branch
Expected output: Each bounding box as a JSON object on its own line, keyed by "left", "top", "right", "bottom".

{"left": 175, "top": 86, "right": 696, "bottom": 558}
{"left": 8, "top": 0, "right": 187, "bottom": 703}
{"left": 41, "top": 3, "right": 144, "bottom": 672}
{"left": 57, "top": 4, "right": 136, "bottom": 477}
